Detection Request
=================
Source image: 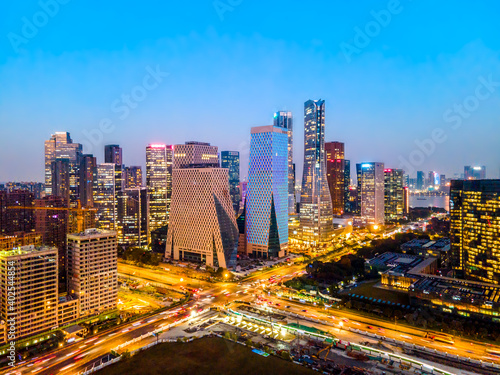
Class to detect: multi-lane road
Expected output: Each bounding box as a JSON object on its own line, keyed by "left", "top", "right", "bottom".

{"left": 4, "top": 255, "right": 500, "bottom": 375}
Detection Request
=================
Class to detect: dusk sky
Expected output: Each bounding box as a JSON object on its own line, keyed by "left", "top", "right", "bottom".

{"left": 1, "top": 0, "right": 499, "bottom": 182}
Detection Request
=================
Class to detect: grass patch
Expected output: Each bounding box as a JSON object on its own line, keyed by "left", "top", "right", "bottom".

{"left": 98, "top": 337, "right": 313, "bottom": 375}
{"left": 346, "top": 281, "right": 409, "bottom": 305}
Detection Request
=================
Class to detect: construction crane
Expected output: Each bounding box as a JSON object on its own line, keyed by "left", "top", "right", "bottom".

{"left": 7, "top": 200, "right": 97, "bottom": 233}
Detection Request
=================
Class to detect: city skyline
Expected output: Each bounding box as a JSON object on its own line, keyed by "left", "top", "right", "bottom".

{"left": 1, "top": 1, "right": 500, "bottom": 182}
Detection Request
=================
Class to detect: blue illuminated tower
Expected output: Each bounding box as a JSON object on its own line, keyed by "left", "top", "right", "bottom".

{"left": 246, "top": 125, "right": 288, "bottom": 259}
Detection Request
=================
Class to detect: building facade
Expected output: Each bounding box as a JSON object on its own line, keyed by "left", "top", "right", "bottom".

{"left": 465, "top": 166, "right": 486, "bottom": 180}
{"left": 0, "top": 190, "right": 35, "bottom": 235}
{"left": 450, "top": 179, "right": 500, "bottom": 283}
{"left": 220, "top": 151, "right": 241, "bottom": 215}
{"left": 356, "top": 162, "right": 385, "bottom": 226}
{"left": 146, "top": 144, "right": 173, "bottom": 235}
{"left": 173, "top": 141, "right": 218, "bottom": 169}
{"left": 104, "top": 144, "right": 122, "bottom": 166}
{"left": 124, "top": 166, "right": 143, "bottom": 188}
{"left": 300, "top": 99, "right": 334, "bottom": 244}
{"left": 166, "top": 167, "right": 238, "bottom": 269}
{"left": 44, "top": 132, "right": 82, "bottom": 204}
{"left": 273, "top": 111, "right": 295, "bottom": 214}
{"left": 67, "top": 229, "right": 118, "bottom": 317}
{"left": 79, "top": 154, "right": 96, "bottom": 208}
{"left": 384, "top": 168, "right": 404, "bottom": 221}
{"left": 51, "top": 158, "right": 70, "bottom": 204}
{"left": 325, "top": 141, "right": 345, "bottom": 216}
{"left": 0, "top": 246, "right": 58, "bottom": 339}
{"left": 246, "top": 126, "right": 288, "bottom": 259}
{"left": 94, "top": 163, "right": 118, "bottom": 230}
{"left": 117, "top": 188, "right": 148, "bottom": 247}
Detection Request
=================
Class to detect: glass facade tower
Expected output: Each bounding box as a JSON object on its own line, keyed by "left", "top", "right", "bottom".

{"left": 273, "top": 111, "right": 294, "bottom": 214}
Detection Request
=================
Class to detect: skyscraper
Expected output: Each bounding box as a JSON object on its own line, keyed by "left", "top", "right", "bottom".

{"left": 44, "top": 132, "right": 82, "bottom": 204}
{"left": 384, "top": 168, "right": 404, "bottom": 221}
{"left": 0, "top": 190, "right": 35, "bottom": 235}
{"left": 450, "top": 179, "right": 500, "bottom": 283}
{"left": 51, "top": 158, "right": 70, "bottom": 204}
{"left": 300, "top": 99, "right": 334, "bottom": 244}
{"left": 464, "top": 166, "right": 486, "bottom": 180}
{"left": 79, "top": 154, "right": 96, "bottom": 208}
{"left": 94, "top": 163, "right": 117, "bottom": 230}
{"left": 173, "top": 141, "right": 218, "bottom": 169}
{"left": 104, "top": 144, "right": 123, "bottom": 166}
{"left": 344, "top": 160, "right": 351, "bottom": 214}
{"left": 67, "top": 229, "right": 118, "bottom": 317}
{"left": 356, "top": 162, "right": 385, "bottom": 225}
{"left": 325, "top": 141, "right": 345, "bottom": 216}
{"left": 274, "top": 111, "right": 295, "bottom": 214}
{"left": 417, "top": 171, "right": 425, "bottom": 190}
{"left": 146, "top": 144, "right": 173, "bottom": 234}
{"left": 246, "top": 126, "right": 288, "bottom": 259}
{"left": 117, "top": 187, "right": 148, "bottom": 246}
{"left": 220, "top": 151, "right": 241, "bottom": 215}
{"left": 166, "top": 166, "right": 238, "bottom": 269}
{"left": 124, "top": 166, "right": 143, "bottom": 188}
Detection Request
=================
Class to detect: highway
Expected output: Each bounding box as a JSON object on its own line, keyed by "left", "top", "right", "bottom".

{"left": 5, "top": 252, "right": 500, "bottom": 375}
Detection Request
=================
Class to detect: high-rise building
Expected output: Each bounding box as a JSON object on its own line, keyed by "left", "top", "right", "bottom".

{"left": 274, "top": 111, "right": 295, "bottom": 214}
{"left": 417, "top": 171, "right": 425, "bottom": 191}
{"left": 79, "top": 154, "right": 96, "bottom": 208}
{"left": 67, "top": 229, "right": 118, "bottom": 317}
{"left": 124, "top": 166, "right": 143, "bottom": 188}
{"left": 464, "top": 166, "right": 486, "bottom": 180}
{"left": 34, "top": 196, "right": 68, "bottom": 275}
{"left": 0, "top": 190, "right": 35, "bottom": 235}
{"left": 173, "top": 141, "right": 218, "bottom": 169}
{"left": 384, "top": 168, "right": 404, "bottom": 221}
{"left": 104, "top": 144, "right": 123, "bottom": 166}
{"left": 166, "top": 166, "right": 238, "bottom": 269}
{"left": 246, "top": 126, "right": 288, "bottom": 259}
{"left": 146, "top": 144, "right": 173, "bottom": 235}
{"left": 344, "top": 160, "right": 351, "bottom": 214}
{"left": 325, "top": 141, "right": 345, "bottom": 216}
{"left": 94, "top": 163, "right": 118, "bottom": 230}
{"left": 0, "top": 245, "right": 58, "bottom": 339}
{"left": 450, "top": 180, "right": 500, "bottom": 283}
{"left": 51, "top": 158, "right": 70, "bottom": 204}
{"left": 403, "top": 186, "right": 410, "bottom": 215}
{"left": 220, "top": 151, "right": 241, "bottom": 215}
{"left": 403, "top": 174, "right": 410, "bottom": 188}
{"left": 44, "top": 132, "right": 82, "bottom": 204}
{"left": 428, "top": 171, "right": 440, "bottom": 188}
{"left": 300, "top": 99, "right": 334, "bottom": 244}
{"left": 117, "top": 188, "right": 148, "bottom": 246}
{"left": 356, "top": 162, "right": 385, "bottom": 226}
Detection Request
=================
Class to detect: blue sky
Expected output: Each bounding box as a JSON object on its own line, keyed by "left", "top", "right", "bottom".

{"left": 1, "top": 0, "right": 499, "bottom": 182}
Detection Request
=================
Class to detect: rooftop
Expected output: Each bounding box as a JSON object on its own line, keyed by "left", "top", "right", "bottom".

{"left": 67, "top": 228, "right": 117, "bottom": 238}
{"left": 0, "top": 245, "right": 57, "bottom": 258}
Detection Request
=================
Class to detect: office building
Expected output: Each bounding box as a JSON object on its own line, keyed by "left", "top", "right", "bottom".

{"left": 344, "top": 160, "right": 351, "bottom": 214}
{"left": 166, "top": 166, "right": 238, "bottom": 269}
{"left": 51, "top": 159, "right": 70, "bottom": 204}
{"left": 403, "top": 174, "right": 410, "bottom": 188}
{"left": 67, "top": 229, "right": 118, "bottom": 317}
{"left": 79, "top": 154, "right": 96, "bottom": 208}
{"left": 384, "top": 168, "right": 404, "bottom": 221}
{"left": 220, "top": 151, "right": 241, "bottom": 215}
{"left": 0, "top": 231, "right": 42, "bottom": 250}
{"left": 246, "top": 126, "right": 288, "bottom": 259}
{"left": 1, "top": 182, "right": 45, "bottom": 199}
{"left": 104, "top": 144, "right": 123, "bottom": 166}
{"left": 0, "top": 190, "right": 35, "bottom": 235}
{"left": 300, "top": 99, "right": 334, "bottom": 244}
{"left": 428, "top": 171, "right": 440, "bottom": 188}
{"left": 94, "top": 163, "right": 118, "bottom": 230}
{"left": 356, "top": 162, "right": 385, "bottom": 226}
{"left": 0, "top": 246, "right": 58, "bottom": 339}
{"left": 44, "top": 132, "right": 82, "bottom": 204}
{"left": 325, "top": 141, "right": 345, "bottom": 216}
{"left": 450, "top": 180, "right": 500, "bottom": 283}
{"left": 465, "top": 166, "right": 486, "bottom": 180}
{"left": 117, "top": 188, "right": 148, "bottom": 246}
{"left": 124, "top": 166, "right": 143, "bottom": 188}
{"left": 274, "top": 111, "right": 295, "bottom": 214}
{"left": 416, "top": 171, "right": 425, "bottom": 190}
{"left": 146, "top": 144, "right": 173, "bottom": 234}
{"left": 173, "top": 141, "right": 218, "bottom": 169}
